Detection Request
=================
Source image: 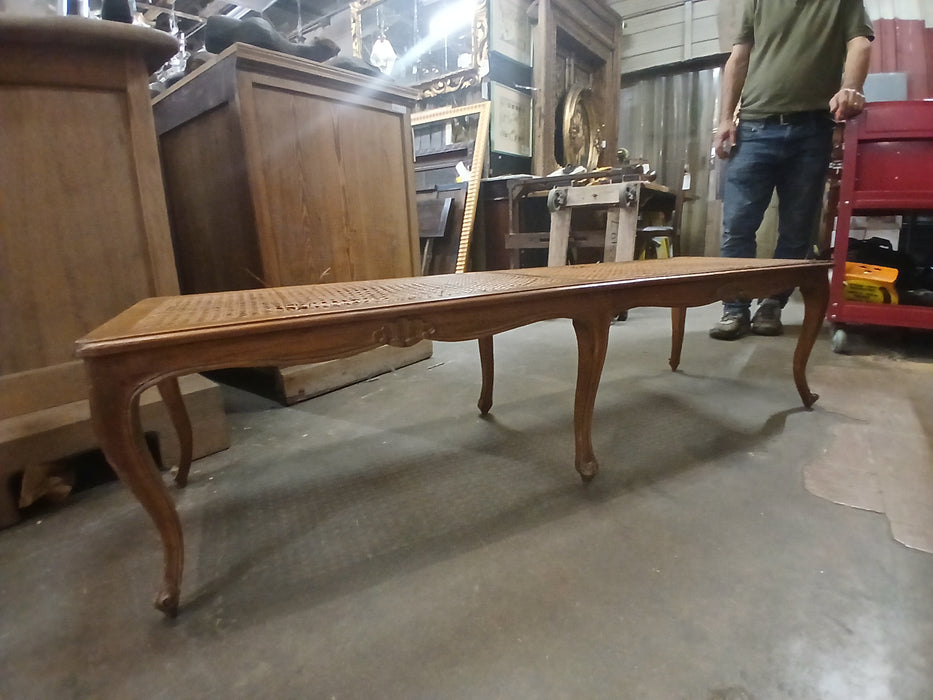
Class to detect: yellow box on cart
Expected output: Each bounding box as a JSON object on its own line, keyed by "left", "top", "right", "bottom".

{"left": 843, "top": 261, "right": 899, "bottom": 304}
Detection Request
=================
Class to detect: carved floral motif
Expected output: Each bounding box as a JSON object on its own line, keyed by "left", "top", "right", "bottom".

{"left": 373, "top": 318, "right": 436, "bottom": 347}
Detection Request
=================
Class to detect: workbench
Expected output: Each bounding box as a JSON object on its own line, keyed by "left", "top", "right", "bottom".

{"left": 478, "top": 172, "right": 677, "bottom": 270}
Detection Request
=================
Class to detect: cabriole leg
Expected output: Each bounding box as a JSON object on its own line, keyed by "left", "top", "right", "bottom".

{"left": 571, "top": 316, "right": 611, "bottom": 482}
{"left": 669, "top": 306, "right": 687, "bottom": 371}
{"left": 477, "top": 335, "right": 494, "bottom": 415}
{"left": 89, "top": 370, "right": 184, "bottom": 617}
{"left": 795, "top": 277, "right": 830, "bottom": 407}
{"left": 157, "top": 377, "right": 193, "bottom": 487}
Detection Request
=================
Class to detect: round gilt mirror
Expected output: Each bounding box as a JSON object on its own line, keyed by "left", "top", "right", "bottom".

{"left": 556, "top": 85, "right": 600, "bottom": 171}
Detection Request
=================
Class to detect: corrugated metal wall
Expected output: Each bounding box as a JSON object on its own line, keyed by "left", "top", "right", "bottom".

{"left": 610, "top": 0, "right": 721, "bottom": 74}
{"left": 863, "top": 0, "right": 933, "bottom": 99}
{"left": 618, "top": 67, "right": 721, "bottom": 256}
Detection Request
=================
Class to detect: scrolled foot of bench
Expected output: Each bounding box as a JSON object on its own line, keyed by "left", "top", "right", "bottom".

{"left": 576, "top": 459, "right": 599, "bottom": 483}
{"left": 155, "top": 585, "right": 180, "bottom": 617}
{"left": 802, "top": 391, "right": 819, "bottom": 409}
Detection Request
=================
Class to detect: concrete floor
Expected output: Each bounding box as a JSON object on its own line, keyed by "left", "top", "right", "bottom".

{"left": 2, "top": 300, "right": 932, "bottom": 699}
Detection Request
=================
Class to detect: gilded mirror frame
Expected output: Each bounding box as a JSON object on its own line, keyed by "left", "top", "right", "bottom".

{"left": 351, "top": 0, "right": 489, "bottom": 98}
{"left": 411, "top": 101, "right": 491, "bottom": 273}
{"left": 556, "top": 85, "right": 601, "bottom": 171}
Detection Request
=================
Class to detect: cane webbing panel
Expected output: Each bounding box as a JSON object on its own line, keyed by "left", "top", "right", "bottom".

{"left": 78, "top": 258, "right": 828, "bottom": 349}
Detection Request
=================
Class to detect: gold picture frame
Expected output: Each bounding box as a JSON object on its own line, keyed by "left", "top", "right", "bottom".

{"left": 411, "top": 101, "right": 491, "bottom": 273}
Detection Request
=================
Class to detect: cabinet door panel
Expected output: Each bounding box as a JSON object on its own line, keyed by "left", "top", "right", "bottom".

{"left": 249, "top": 85, "right": 417, "bottom": 286}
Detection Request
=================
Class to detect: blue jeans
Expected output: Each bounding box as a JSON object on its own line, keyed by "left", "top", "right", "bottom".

{"left": 720, "top": 115, "right": 834, "bottom": 315}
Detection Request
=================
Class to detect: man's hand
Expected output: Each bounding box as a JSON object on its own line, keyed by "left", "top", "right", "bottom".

{"left": 833, "top": 36, "right": 871, "bottom": 121}
{"left": 714, "top": 118, "right": 738, "bottom": 159}
{"left": 830, "top": 87, "right": 866, "bottom": 121}
{"left": 716, "top": 42, "right": 750, "bottom": 159}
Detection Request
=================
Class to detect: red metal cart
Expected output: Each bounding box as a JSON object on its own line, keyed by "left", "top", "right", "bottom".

{"left": 828, "top": 100, "right": 933, "bottom": 352}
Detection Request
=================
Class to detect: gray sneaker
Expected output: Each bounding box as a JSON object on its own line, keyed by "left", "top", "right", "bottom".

{"left": 709, "top": 311, "right": 751, "bottom": 340}
{"left": 751, "top": 299, "right": 783, "bottom": 336}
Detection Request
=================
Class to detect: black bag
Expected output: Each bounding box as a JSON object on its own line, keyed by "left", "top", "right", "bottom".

{"left": 846, "top": 237, "right": 921, "bottom": 291}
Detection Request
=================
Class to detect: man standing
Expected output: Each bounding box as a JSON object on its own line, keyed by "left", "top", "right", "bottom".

{"left": 710, "top": 0, "right": 873, "bottom": 340}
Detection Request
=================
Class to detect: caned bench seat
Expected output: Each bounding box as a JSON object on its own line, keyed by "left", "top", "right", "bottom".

{"left": 75, "top": 257, "right": 831, "bottom": 616}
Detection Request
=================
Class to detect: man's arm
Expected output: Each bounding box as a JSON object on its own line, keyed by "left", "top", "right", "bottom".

{"left": 829, "top": 35, "right": 872, "bottom": 120}
{"left": 715, "top": 42, "right": 751, "bottom": 159}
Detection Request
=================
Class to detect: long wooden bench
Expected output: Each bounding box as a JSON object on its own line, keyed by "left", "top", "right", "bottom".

{"left": 74, "top": 257, "right": 831, "bottom": 617}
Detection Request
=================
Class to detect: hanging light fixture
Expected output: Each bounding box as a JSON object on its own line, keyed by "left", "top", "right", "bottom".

{"left": 369, "top": 6, "right": 397, "bottom": 75}
{"left": 370, "top": 34, "right": 397, "bottom": 74}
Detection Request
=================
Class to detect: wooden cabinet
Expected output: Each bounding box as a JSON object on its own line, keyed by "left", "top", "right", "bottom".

{"left": 0, "top": 17, "right": 229, "bottom": 527}
{"left": 152, "top": 44, "right": 431, "bottom": 403}
{"left": 530, "top": 0, "right": 623, "bottom": 175}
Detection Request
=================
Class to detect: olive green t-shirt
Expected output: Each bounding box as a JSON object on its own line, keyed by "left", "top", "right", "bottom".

{"left": 735, "top": 0, "right": 874, "bottom": 120}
